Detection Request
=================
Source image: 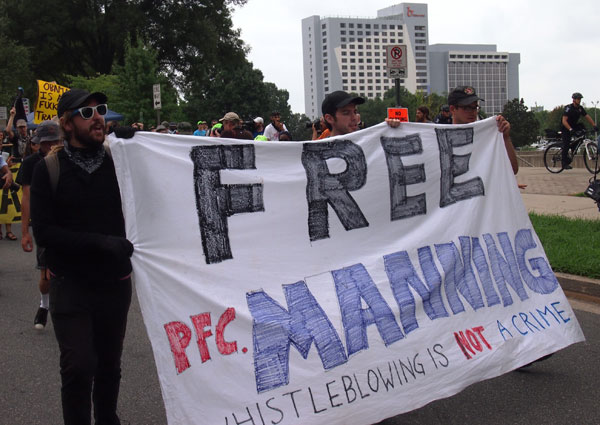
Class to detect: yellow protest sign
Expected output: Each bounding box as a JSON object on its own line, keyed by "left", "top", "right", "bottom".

{"left": 0, "top": 162, "right": 22, "bottom": 224}
{"left": 34, "top": 80, "right": 70, "bottom": 123}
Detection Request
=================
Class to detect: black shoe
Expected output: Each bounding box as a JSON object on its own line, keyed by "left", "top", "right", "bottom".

{"left": 34, "top": 307, "right": 48, "bottom": 330}
{"left": 563, "top": 164, "right": 573, "bottom": 170}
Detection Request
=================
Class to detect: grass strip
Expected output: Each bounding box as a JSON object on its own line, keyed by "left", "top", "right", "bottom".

{"left": 529, "top": 212, "right": 600, "bottom": 279}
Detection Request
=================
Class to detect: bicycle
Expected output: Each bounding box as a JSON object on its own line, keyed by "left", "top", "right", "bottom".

{"left": 543, "top": 129, "right": 599, "bottom": 174}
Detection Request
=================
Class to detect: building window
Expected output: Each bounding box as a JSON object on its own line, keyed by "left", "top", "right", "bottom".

{"left": 340, "top": 23, "right": 346, "bottom": 28}
{"left": 349, "top": 23, "right": 354, "bottom": 28}
{"left": 322, "top": 24, "right": 326, "bottom": 29}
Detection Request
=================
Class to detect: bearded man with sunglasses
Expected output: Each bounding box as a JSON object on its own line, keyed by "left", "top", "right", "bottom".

{"left": 448, "top": 86, "right": 518, "bottom": 174}
{"left": 30, "top": 89, "right": 134, "bottom": 425}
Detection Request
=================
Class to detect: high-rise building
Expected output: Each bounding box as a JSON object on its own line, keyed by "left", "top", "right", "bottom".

{"left": 302, "top": 3, "right": 429, "bottom": 119}
{"left": 428, "top": 44, "right": 520, "bottom": 115}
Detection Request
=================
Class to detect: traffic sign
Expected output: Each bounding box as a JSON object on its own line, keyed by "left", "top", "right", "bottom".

{"left": 387, "top": 68, "right": 406, "bottom": 79}
{"left": 153, "top": 84, "right": 161, "bottom": 110}
{"left": 385, "top": 45, "right": 407, "bottom": 69}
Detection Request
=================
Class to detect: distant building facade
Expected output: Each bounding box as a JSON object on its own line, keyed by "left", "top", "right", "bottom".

{"left": 302, "top": 4, "right": 520, "bottom": 118}
{"left": 428, "top": 44, "right": 520, "bottom": 115}
{"left": 302, "top": 3, "right": 429, "bottom": 119}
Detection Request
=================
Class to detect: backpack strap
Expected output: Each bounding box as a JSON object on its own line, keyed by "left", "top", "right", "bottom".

{"left": 44, "top": 153, "right": 60, "bottom": 194}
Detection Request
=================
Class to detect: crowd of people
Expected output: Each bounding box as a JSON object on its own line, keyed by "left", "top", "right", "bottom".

{"left": 0, "top": 83, "right": 530, "bottom": 425}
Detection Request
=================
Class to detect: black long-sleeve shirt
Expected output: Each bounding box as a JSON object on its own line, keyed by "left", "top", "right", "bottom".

{"left": 31, "top": 148, "right": 132, "bottom": 282}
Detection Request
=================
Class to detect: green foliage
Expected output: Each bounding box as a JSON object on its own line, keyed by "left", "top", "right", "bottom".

{"left": 0, "top": 35, "right": 35, "bottom": 108}
{"left": 529, "top": 212, "right": 600, "bottom": 279}
{"left": 286, "top": 113, "right": 312, "bottom": 141}
{"left": 184, "top": 59, "right": 291, "bottom": 126}
{"left": 501, "top": 98, "right": 540, "bottom": 147}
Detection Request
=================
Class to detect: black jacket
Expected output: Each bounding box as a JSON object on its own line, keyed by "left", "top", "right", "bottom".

{"left": 31, "top": 148, "right": 132, "bottom": 282}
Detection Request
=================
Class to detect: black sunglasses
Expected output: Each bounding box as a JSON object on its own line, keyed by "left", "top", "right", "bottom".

{"left": 72, "top": 104, "right": 108, "bottom": 120}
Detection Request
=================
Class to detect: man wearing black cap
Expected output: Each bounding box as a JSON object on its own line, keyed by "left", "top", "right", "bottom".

{"left": 17, "top": 120, "right": 62, "bottom": 330}
{"left": 321, "top": 91, "right": 401, "bottom": 137}
{"left": 30, "top": 89, "right": 134, "bottom": 425}
{"left": 448, "top": 86, "right": 518, "bottom": 174}
{"left": 560, "top": 92, "right": 598, "bottom": 169}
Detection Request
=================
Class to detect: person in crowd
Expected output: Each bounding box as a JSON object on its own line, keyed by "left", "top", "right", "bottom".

{"left": 194, "top": 121, "right": 208, "bottom": 136}
{"left": 16, "top": 120, "right": 61, "bottom": 330}
{"left": 30, "top": 89, "right": 134, "bottom": 425}
{"left": 131, "top": 122, "right": 144, "bottom": 131}
{"left": 560, "top": 92, "right": 598, "bottom": 169}
{"left": 168, "top": 122, "right": 178, "bottom": 134}
{"left": 177, "top": 121, "right": 193, "bottom": 135}
{"left": 263, "top": 111, "right": 288, "bottom": 141}
{"left": 448, "top": 86, "right": 518, "bottom": 174}
{"left": 321, "top": 90, "right": 400, "bottom": 138}
{"left": 210, "top": 122, "right": 223, "bottom": 137}
{"left": 415, "top": 105, "right": 432, "bottom": 123}
{"left": 311, "top": 117, "right": 327, "bottom": 140}
{"left": 105, "top": 121, "right": 119, "bottom": 135}
{"left": 219, "top": 112, "right": 241, "bottom": 135}
{"left": 6, "top": 106, "right": 30, "bottom": 161}
{"left": 0, "top": 152, "right": 15, "bottom": 191}
{"left": 434, "top": 104, "right": 452, "bottom": 124}
{"left": 155, "top": 124, "right": 169, "bottom": 134}
{"left": 279, "top": 131, "right": 292, "bottom": 141}
{"left": 0, "top": 112, "right": 20, "bottom": 240}
{"left": 252, "top": 117, "right": 264, "bottom": 138}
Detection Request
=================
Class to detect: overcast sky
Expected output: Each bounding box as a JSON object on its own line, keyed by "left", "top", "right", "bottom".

{"left": 231, "top": 0, "right": 600, "bottom": 116}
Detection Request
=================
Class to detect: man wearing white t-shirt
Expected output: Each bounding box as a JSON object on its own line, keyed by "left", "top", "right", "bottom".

{"left": 263, "top": 111, "right": 288, "bottom": 141}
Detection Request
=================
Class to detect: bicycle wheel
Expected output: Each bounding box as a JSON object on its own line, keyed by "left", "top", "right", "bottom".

{"left": 583, "top": 142, "right": 600, "bottom": 174}
{"left": 544, "top": 143, "right": 564, "bottom": 173}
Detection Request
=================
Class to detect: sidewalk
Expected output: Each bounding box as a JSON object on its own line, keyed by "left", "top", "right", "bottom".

{"left": 516, "top": 167, "right": 600, "bottom": 299}
{"left": 516, "top": 167, "right": 599, "bottom": 220}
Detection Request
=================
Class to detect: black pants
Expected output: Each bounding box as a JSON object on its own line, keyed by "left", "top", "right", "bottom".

{"left": 50, "top": 275, "right": 132, "bottom": 425}
{"left": 562, "top": 124, "right": 584, "bottom": 165}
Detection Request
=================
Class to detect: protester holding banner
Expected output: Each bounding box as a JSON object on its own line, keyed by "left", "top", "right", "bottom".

{"left": 448, "top": 86, "right": 519, "bottom": 174}
{"left": 31, "top": 89, "right": 133, "bottom": 425}
{"left": 17, "top": 120, "right": 62, "bottom": 330}
{"left": 322, "top": 90, "right": 401, "bottom": 137}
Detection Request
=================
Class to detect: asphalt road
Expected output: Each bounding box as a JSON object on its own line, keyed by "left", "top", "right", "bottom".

{"left": 1, "top": 225, "right": 599, "bottom": 425}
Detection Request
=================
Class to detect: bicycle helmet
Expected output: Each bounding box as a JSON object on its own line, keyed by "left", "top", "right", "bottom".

{"left": 572, "top": 92, "right": 583, "bottom": 99}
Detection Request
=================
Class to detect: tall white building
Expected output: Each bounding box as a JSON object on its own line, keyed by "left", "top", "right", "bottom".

{"left": 302, "top": 3, "right": 429, "bottom": 119}
{"left": 428, "top": 44, "right": 520, "bottom": 115}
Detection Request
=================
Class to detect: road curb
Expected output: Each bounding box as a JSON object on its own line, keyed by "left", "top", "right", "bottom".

{"left": 556, "top": 272, "right": 600, "bottom": 298}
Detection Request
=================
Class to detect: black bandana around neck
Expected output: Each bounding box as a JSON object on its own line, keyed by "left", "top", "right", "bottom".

{"left": 63, "top": 140, "right": 106, "bottom": 174}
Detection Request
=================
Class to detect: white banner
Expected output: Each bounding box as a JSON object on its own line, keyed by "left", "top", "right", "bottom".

{"left": 110, "top": 118, "right": 584, "bottom": 425}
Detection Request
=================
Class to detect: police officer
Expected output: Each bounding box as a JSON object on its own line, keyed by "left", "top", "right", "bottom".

{"left": 560, "top": 92, "right": 598, "bottom": 169}
{"left": 434, "top": 104, "right": 452, "bottom": 124}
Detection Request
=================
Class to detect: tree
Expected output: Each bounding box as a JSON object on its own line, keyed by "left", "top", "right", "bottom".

{"left": 0, "top": 0, "right": 139, "bottom": 80}
{"left": 0, "top": 35, "right": 35, "bottom": 109}
{"left": 501, "top": 98, "right": 540, "bottom": 147}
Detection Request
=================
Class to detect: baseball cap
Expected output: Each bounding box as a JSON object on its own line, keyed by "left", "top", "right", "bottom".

{"left": 16, "top": 119, "right": 27, "bottom": 127}
{"left": 57, "top": 89, "right": 108, "bottom": 118}
{"left": 36, "top": 120, "right": 61, "bottom": 142}
{"left": 448, "top": 86, "right": 484, "bottom": 106}
{"left": 441, "top": 104, "right": 450, "bottom": 112}
{"left": 322, "top": 91, "right": 365, "bottom": 116}
{"left": 572, "top": 92, "right": 583, "bottom": 99}
{"left": 197, "top": 120, "right": 206, "bottom": 125}
{"left": 254, "top": 117, "right": 264, "bottom": 124}
{"left": 219, "top": 112, "right": 241, "bottom": 122}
